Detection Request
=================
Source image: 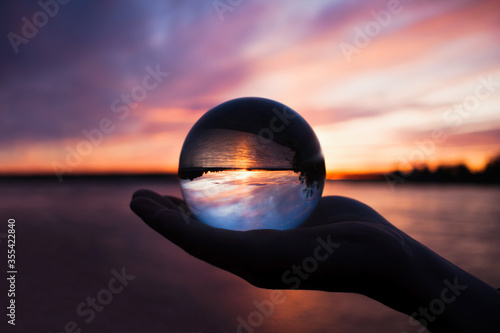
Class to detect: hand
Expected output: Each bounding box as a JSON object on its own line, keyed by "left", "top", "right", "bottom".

{"left": 130, "top": 189, "right": 500, "bottom": 332}
{"left": 130, "top": 190, "right": 413, "bottom": 297}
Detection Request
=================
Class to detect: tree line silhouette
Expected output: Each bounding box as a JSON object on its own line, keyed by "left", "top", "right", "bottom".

{"left": 386, "top": 154, "right": 500, "bottom": 184}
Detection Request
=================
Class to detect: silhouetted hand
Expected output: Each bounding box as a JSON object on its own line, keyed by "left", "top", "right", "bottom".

{"left": 130, "top": 189, "right": 500, "bottom": 333}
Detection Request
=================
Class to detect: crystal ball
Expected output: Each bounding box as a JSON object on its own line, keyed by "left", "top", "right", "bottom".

{"left": 178, "top": 97, "right": 325, "bottom": 231}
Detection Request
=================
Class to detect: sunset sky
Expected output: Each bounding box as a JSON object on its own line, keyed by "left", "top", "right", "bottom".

{"left": 1, "top": 0, "right": 499, "bottom": 178}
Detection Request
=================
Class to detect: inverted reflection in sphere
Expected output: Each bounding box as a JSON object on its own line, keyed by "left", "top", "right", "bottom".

{"left": 179, "top": 97, "right": 325, "bottom": 231}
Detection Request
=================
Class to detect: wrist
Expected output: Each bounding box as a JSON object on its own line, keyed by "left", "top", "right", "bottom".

{"left": 398, "top": 238, "right": 500, "bottom": 332}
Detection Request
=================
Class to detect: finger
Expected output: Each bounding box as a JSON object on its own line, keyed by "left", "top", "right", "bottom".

{"left": 162, "top": 195, "right": 185, "bottom": 206}
{"left": 300, "top": 196, "right": 393, "bottom": 228}
{"left": 132, "top": 189, "right": 182, "bottom": 210}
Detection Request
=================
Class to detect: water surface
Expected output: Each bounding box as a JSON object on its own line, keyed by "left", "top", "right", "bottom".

{"left": 1, "top": 179, "right": 499, "bottom": 332}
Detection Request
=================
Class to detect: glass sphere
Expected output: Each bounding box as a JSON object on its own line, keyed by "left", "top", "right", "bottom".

{"left": 178, "top": 97, "right": 325, "bottom": 231}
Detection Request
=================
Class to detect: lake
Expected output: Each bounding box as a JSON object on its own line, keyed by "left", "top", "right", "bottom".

{"left": 1, "top": 179, "right": 499, "bottom": 332}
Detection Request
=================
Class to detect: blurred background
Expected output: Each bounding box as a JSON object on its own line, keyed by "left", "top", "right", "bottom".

{"left": 1, "top": 0, "right": 499, "bottom": 332}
